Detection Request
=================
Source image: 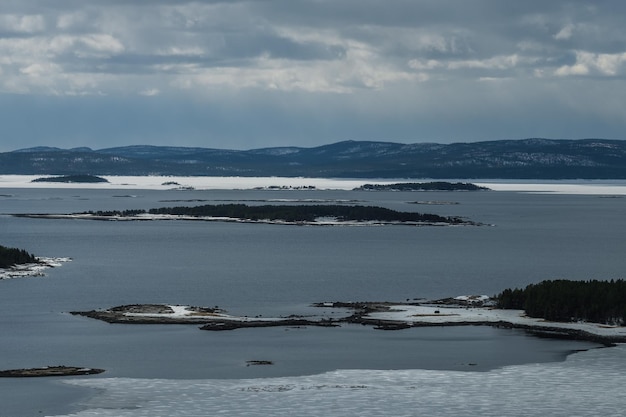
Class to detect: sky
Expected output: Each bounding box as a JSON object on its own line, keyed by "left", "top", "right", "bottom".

{"left": 0, "top": 0, "right": 625, "bottom": 152}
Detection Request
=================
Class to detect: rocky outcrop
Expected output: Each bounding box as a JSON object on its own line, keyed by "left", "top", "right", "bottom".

{"left": 200, "top": 318, "right": 338, "bottom": 331}
{"left": 69, "top": 301, "right": 626, "bottom": 345}
{"left": 0, "top": 366, "right": 104, "bottom": 378}
{"left": 70, "top": 304, "right": 224, "bottom": 324}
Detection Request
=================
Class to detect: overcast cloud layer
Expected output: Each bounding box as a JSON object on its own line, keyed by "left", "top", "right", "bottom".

{"left": 1, "top": 0, "right": 625, "bottom": 151}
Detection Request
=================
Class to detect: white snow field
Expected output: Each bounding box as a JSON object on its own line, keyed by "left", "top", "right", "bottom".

{"left": 2, "top": 175, "right": 626, "bottom": 194}
{"left": 59, "top": 344, "right": 626, "bottom": 417}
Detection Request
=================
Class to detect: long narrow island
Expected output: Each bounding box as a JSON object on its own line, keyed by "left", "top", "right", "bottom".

{"left": 354, "top": 182, "right": 490, "bottom": 191}
{"left": 16, "top": 203, "right": 478, "bottom": 226}
{"left": 0, "top": 366, "right": 104, "bottom": 378}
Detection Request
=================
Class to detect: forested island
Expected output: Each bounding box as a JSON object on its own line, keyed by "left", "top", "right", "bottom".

{"left": 496, "top": 279, "right": 626, "bottom": 325}
{"left": 354, "top": 182, "right": 489, "bottom": 191}
{"left": 0, "top": 245, "right": 38, "bottom": 268}
{"left": 31, "top": 174, "right": 108, "bottom": 183}
{"left": 80, "top": 203, "right": 473, "bottom": 225}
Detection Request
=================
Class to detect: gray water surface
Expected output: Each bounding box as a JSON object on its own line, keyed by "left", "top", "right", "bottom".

{"left": 1, "top": 187, "right": 624, "bottom": 416}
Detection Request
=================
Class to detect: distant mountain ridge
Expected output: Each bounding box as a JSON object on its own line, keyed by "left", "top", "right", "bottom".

{"left": 2, "top": 139, "right": 626, "bottom": 179}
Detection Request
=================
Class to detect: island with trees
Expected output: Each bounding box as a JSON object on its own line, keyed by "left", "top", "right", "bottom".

{"left": 31, "top": 174, "right": 109, "bottom": 183}
{"left": 18, "top": 203, "right": 478, "bottom": 226}
{"left": 143, "top": 204, "right": 469, "bottom": 224}
{"left": 354, "top": 182, "right": 490, "bottom": 191}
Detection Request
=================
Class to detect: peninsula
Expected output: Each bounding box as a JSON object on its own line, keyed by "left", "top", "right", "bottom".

{"left": 71, "top": 291, "right": 626, "bottom": 345}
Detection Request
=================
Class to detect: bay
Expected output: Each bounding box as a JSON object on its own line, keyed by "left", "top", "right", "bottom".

{"left": 1, "top": 183, "right": 625, "bottom": 416}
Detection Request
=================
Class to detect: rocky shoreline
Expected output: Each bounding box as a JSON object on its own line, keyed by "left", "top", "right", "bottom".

{"left": 14, "top": 212, "right": 478, "bottom": 227}
{"left": 71, "top": 304, "right": 341, "bottom": 329}
{"left": 0, "top": 257, "right": 71, "bottom": 280}
{"left": 70, "top": 304, "right": 226, "bottom": 324}
{"left": 69, "top": 301, "right": 626, "bottom": 345}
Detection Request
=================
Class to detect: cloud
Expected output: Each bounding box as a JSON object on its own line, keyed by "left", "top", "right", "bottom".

{"left": 554, "top": 23, "right": 576, "bottom": 40}
{"left": 555, "top": 51, "right": 626, "bottom": 77}
{"left": 139, "top": 88, "right": 160, "bottom": 96}
{"left": 0, "top": 0, "right": 625, "bottom": 150}
{"left": 0, "top": 14, "right": 45, "bottom": 34}
{"left": 2, "top": 0, "right": 625, "bottom": 95}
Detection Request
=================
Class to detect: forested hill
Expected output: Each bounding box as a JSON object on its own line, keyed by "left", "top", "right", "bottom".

{"left": 2, "top": 138, "right": 626, "bottom": 179}
{"left": 496, "top": 280, "right": 626, "bottom": 326}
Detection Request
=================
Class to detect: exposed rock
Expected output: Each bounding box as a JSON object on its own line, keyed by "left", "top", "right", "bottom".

{"left": 0, "top": 366, "right": 104, "bottom": 378}
{"left": 71, "top": 304, "right": 224, "bottom": 324}
{"left": 200, "top": 318, "right": 338, "bottom": 331}
{"left": 246, "top": 360, "right": 274, "bottom": 366}
{"left": 69, "top": 300, "right": 626, "bottom": 345}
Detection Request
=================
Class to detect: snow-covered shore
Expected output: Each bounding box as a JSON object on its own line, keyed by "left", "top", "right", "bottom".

{"left": 73, "top": 300, "right": 626, "bottom": 343}
{"left": 360, "top": 302, "right": 626, "bottom": 342}
{"left": 16, "top": 212, "right": 465, "bottom": 227}
{"left": 59, "top": 344, "right": 626, "bottom": 417}
{"left": 2, "top": 175, "right": 626, "bottom": 194}
{"left": 0, "top": 175, "right": 390, "bottom": 191}
{"left": 0, "top": 257, "right": 71, "bottom": 280}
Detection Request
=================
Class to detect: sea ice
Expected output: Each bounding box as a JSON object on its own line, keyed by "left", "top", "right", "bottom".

{"left": 58, "top": 345, "right": 626, "bottom": 417}
{"left": 3, "top": 175, "right": 626, "bottom": 194}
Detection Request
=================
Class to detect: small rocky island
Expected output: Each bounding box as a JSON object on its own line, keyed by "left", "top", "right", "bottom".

{"left": 71, "top": 304, "right": 339, "bottom": 329}
{"left": 72, "top": 304, "right": 228, "bottom": 324}
{"left": 0, "top": 366, "right": 104, "bottom": 378}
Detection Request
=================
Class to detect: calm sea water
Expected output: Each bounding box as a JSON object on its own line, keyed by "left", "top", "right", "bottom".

{"left": 1, "top": 185, "right": 625, "bottom": 416}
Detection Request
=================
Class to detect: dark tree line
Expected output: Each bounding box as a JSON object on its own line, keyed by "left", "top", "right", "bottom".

{"left": 32, "top": 175, "right": 108, "bottom": 183}
{"left": 88, "top": 209, "right": 146, "bottom": 217}
{"left": 0, "top": 245, "right": 38, "bottom": 268}
{"left": 356, "top": 182, "right": 489, "bottom": 191}
{"left": 496, "top": 279, "right": 626, "bottom": 325}
{"left": 86, "top": 204, "right": 468, "bottom": 224}
{"left": 147, "top": 204, "right": 465, "bottom": 224}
